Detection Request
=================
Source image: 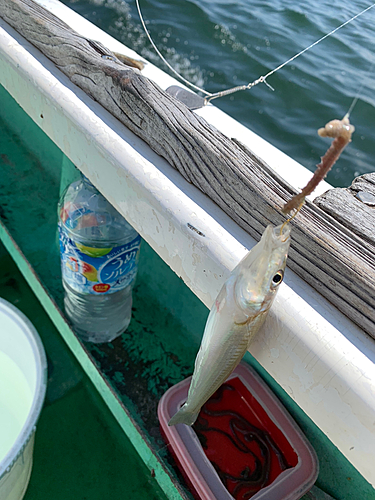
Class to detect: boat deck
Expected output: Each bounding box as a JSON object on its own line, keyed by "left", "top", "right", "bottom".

{"left": 0, "top": 244, "right": 168, "bottom": 500}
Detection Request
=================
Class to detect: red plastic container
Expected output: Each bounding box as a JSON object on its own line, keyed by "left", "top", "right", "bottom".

{"left": 158, "top": 363, "right": 318, "bottom": 500}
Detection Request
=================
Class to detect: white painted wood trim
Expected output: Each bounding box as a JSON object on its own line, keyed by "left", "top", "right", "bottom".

{"left": 0, "top": 1, "right": 374, "bottom": 486}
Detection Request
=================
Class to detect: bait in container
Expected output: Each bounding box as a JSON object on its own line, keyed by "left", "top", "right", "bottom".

{"left": 158, "top": 362, "right": 318, "bottom": 500}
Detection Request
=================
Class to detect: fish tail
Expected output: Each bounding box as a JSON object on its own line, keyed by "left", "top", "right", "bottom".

{"left": 168, "top": 404, "right": 200, "bottom": 426}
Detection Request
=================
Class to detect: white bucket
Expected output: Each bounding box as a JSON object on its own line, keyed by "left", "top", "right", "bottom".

{"left": 0, "top": 298, "right": 47, "bottom": 500}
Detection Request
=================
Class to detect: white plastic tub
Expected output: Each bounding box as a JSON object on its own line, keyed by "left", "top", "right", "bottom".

{"left": 0, "top": 298, "right": 47, "bottom": 500}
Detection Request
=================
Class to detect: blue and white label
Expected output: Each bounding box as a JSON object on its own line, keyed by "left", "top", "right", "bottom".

{"left": 99, "top": 244, "right": 139, "bottom": 284}
{"left": 59, "top": 224, "right": 141, "bottom": 295}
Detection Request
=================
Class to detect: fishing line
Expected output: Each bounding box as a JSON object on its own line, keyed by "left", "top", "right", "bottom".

{"left": 135, "top": 0, "right": 211, "bottom": 95}
{"left": 136, "top": 0, "right": 375, "bottom": 104}
{"left": 280, "top": 202, "right": 304, "bottom": 237}
{"left": 345, "top": 59, "right": 375, "bottom": 118}
{"left": 206, "top": 2, "right": 375, "bottom": 104}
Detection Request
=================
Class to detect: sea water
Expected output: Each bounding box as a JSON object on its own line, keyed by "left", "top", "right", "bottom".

{"left": 61, "top": 0, "right": 375, "bottom": 188}
{"left": 0, "top": 351, "right": 33, "bottom": 463}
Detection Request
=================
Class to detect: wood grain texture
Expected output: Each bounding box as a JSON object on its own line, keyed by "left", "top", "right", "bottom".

{"left": 315, "top": 174, "right": 375, "bottom": 246}
{"left": 1, "top": 0, "right": 374, "bottom": 338}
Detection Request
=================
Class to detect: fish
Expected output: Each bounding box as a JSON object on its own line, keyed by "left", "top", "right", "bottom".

{"left": 168, "top": 223, "right": 291, "bottom": 426}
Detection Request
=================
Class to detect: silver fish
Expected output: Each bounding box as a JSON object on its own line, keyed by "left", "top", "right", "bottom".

{"left": 168, "top": 223, "right": 291, "bottom": 426}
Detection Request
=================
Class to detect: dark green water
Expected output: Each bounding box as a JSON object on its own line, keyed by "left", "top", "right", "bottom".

{"left": 62, "top": 0, "right": 374, "bottom": 188}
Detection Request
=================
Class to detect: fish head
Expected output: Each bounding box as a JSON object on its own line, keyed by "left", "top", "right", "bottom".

{"left": 234, "top": 223, "right": 291, "bottom": 316}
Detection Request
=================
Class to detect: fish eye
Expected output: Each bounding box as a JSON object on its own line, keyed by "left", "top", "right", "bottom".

{"left": 271, "top": 270, "right": 284, "bottom": 288}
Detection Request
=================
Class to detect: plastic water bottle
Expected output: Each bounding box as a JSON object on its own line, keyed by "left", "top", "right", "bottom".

{"left": 58, "top": 174, "right": 141, "bottom": 343}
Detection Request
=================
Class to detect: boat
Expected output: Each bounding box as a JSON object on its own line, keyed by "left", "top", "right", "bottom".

{"left": 0, "top": 0, "right": 374, "bottom": 498}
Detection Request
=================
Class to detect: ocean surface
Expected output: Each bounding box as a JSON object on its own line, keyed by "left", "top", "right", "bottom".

{"left": 62, "top": 0, "right": 375, "bottom": 188}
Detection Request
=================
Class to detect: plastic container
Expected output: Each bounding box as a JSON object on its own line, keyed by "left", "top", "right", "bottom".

{"left": 158, "top": 362, "right": 318, "bottom": 500}
{"left": 58, "top": 174, "right": 141, "bottom": 343}
{"left": 0, "top": 298, "right": 47, "bottom": 500}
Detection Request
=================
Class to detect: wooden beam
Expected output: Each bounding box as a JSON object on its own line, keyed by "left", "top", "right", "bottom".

{"left": 1, "top": 0, "right": 374, "bottom": 338}
{"left": 315, "top": 173, "right": 375, "bottom": 246}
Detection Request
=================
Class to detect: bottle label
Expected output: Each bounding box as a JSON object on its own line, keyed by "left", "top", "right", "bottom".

{"left": 59, "top": 224, "right": 141, "bottom": 295}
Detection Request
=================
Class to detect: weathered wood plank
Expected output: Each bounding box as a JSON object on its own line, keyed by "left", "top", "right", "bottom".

{"left": 315, "top": 173, "right": 375, "bottom": 246}
{"left": 1, "top": 0, "right": 375, "bottom": 338}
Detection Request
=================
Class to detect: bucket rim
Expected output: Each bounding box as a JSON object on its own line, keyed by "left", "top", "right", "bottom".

{"left": 0, "top": 298, "right": 47, "bottom": 479}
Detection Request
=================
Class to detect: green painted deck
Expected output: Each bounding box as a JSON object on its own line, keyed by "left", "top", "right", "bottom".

{"left": 0, "top": 244, "right": 166, "bottom": 500}
{"left": 1, "top": 81, "right": 374, "bottom": 500}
